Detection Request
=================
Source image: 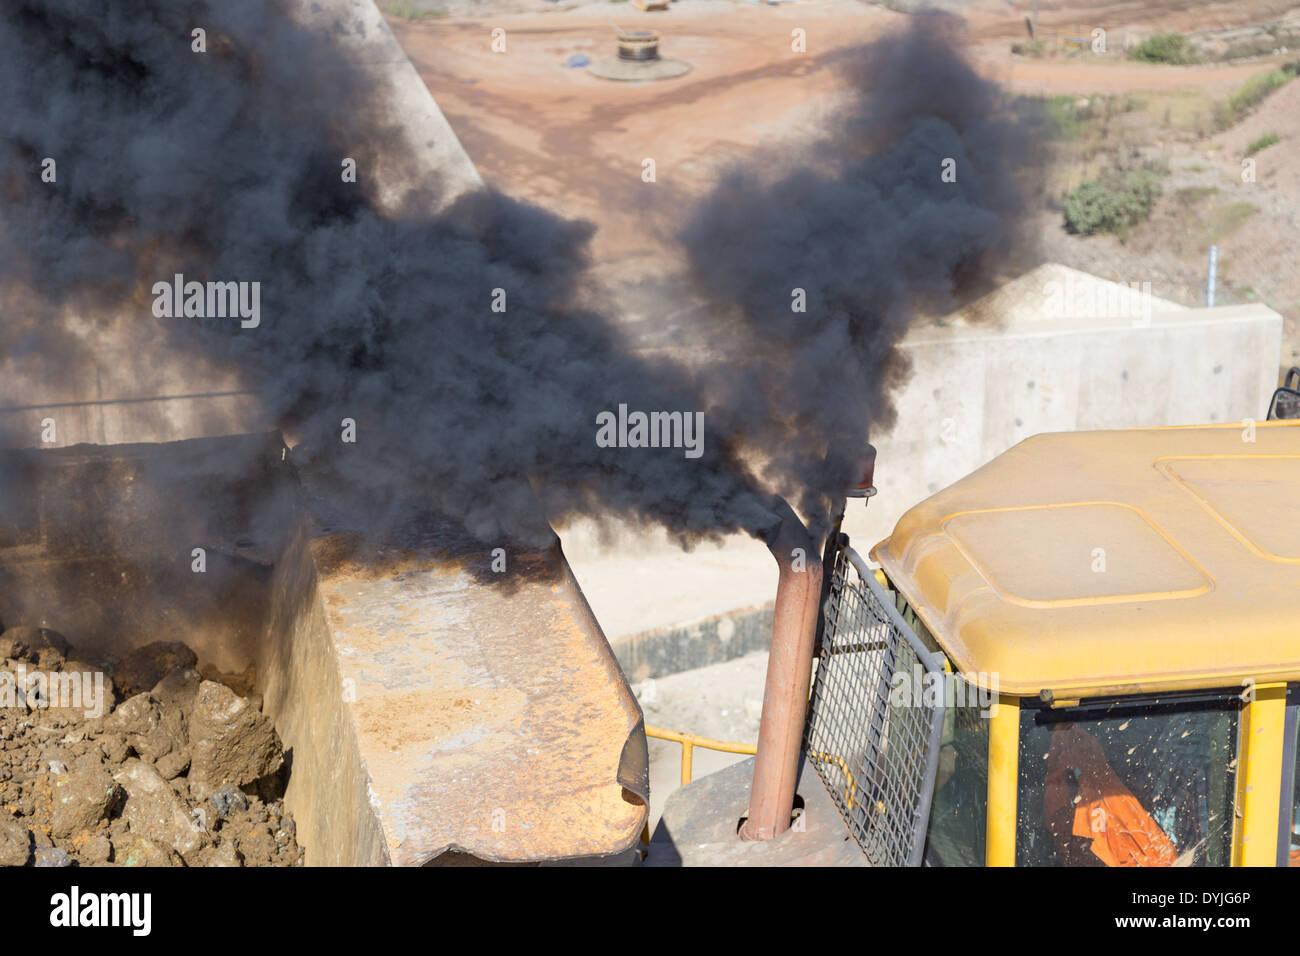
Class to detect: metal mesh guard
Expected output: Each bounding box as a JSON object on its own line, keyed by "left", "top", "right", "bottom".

{"left": 804, "top": 546, "right": 946, "bottom": 866}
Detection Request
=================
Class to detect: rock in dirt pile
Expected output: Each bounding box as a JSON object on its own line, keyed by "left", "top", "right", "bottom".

{"left": 0, "top": 625, "right": 302, "bottom": 867}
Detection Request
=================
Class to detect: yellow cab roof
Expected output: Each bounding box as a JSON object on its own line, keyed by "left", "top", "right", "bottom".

{"left": 870, "top": 422, "right": 1300, "bottom": 699}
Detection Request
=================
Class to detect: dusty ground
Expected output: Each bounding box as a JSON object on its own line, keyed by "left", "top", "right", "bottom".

{"left": 633, "top": 649, "right": 766, "bottom": 830}
{"left": 389, "top": 0, "right": 892, "bottom": 334}
{"left": 387, "top": 0, "right": 1300, "bottom": 364}
{"left": 1034, "top": 74, "right": 1300, "bottom": 365}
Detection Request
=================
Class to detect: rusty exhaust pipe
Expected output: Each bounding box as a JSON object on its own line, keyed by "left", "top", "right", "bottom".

{"left": 741, "top": 446, "right": 877, "bottom": 842}
{"left": 740, "top": 496, "right": 822, "bottom": 842}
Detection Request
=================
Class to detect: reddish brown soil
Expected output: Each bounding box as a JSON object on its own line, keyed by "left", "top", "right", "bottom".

{"left": 0, "top": 627, "right": 302, "bottom": 867}
{"left": 388, "top": 0, "right": 1300, "bottom": 363}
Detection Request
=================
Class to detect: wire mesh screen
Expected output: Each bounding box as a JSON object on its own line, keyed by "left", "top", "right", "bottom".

{"left": 804, "top": 545, "right": 946, "bottom": 866}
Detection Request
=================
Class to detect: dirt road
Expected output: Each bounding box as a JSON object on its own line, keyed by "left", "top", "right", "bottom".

{"left": 388, "top": 0, "right": 1299, "bottom": 357}
{"left": 389, "top": 0, "right": 897, "bottom": 286}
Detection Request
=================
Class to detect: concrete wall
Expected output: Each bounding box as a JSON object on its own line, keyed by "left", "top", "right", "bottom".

{"left": 843, "top": 299, "right": 1283, "bottom": 551}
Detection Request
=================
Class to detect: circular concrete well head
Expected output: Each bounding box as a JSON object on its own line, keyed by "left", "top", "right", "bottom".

{"left": 618, "top": 29, "right": 660, "bottom": 60}
{"left": 587, "top": 54, "right": 691, "bottom": 82}
{"left": 587, "top": 28, "right": 689, "bottom": 82}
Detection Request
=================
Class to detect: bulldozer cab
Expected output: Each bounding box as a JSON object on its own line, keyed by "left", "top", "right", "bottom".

{"left": 803, "top": 421, "right": 1300, "bottom": 867}
{"left": 1269, "top": 367, "right": 1300, "bottom": 421}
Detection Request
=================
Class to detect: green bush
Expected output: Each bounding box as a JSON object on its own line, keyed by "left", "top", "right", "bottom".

{"left": 381, "top": 1, "right": 444, "bottom": 19}
{"left": 1246, "top": 132, "right": 1281, "bottom": 155}
{"left": 1132, "top": 33, "right": 1198, "bottom": 65}
{"left": 1175, "top": 185, "right": 1218, "bottom": 205}
{"left": 1042, "top": 95, "right": 1088, "bottom": 140}
{"left": 1011, "top": 39, "right": 1050, "bottom": 58}
{"left": 1218, "top": 69, "right": 1292, "bottom": 127}
{"left": 1063, "top": 170, "right": 1162, "bottom": 236}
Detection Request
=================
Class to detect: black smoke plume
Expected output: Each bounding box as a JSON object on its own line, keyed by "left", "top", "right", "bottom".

{"left": 0, "top": 2, "right": 1035, "bottom": 551}
{"left": 679, "top": 14, "right": 1040, "bottom": 532}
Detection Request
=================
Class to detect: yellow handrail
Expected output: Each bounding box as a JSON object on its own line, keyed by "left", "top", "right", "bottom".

{"left": 639, "top": 726, "right": 861, "bottom": 850}
{"left": 640, "top": 725, "right": 758, "bottom": 850}
{"left": 644, "top": 724, "right": 757, "bottom": 786}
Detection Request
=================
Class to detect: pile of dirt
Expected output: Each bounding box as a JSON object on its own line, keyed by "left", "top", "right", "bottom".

{"left": 0, "top": 626, "right": 302, "bottom": 867}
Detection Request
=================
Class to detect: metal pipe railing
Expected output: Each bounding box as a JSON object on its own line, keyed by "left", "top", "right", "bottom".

{"left": 645, "top": 725, "right": 757, "bottom": 786}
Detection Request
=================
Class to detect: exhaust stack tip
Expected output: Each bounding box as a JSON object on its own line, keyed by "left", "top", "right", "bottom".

{"left": 845, "top": 443, "right": 877, "bottom": 499}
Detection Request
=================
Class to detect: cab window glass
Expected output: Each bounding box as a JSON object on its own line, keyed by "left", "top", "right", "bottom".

{"left": 1285, "top": 686, "right": 1300, "bottom": 865}
{"left": 1016, "top": 694, "right": 1237, "bottom": 867}
{"left": 923, "top": 677, "right": 988, "bottom": 866}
